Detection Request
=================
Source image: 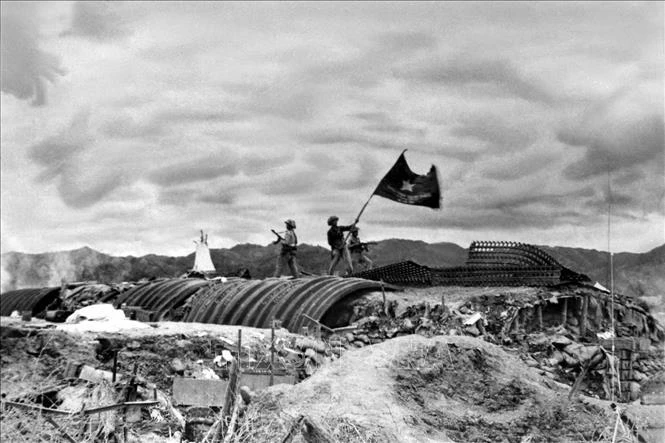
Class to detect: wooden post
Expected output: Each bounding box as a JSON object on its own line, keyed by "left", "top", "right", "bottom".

{"left": 281, "top": 415, "right": 305, "bottom": 443}
{"left": 237, "top": 329, "right": 242, "bottom": 371}
{"left": 580, "top": 294, "right": 589, "bottom": 336}
{"left": 222, "top": 360, "right": 238, "bottom": 418}
{"left": 380, "top": 281, "right": 387, "bottom": 316}
{"left": 270, "top": 320, "right": 275, "bottom": 387}
{"left": 562, "top": 298, "right": 568, "bottom": 327}
{"left": 112, "top": 350, "right": 118, "bottom": 383}
{"left": 512, "top": 310, "right": 520, "bottom": 333}
{"left": 222, "top": 394, "right": 242, "bottom": 443}
{"left": 537, "top": 304, "right": 543, "bottom": 330}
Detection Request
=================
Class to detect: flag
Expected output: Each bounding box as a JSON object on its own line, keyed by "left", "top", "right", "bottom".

{"left": 373, "top": 151, "right": 441, "bottom": 209}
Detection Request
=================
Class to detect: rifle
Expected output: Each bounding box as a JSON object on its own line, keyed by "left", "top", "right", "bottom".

{"left": 349, "top": 241, "right": 377, "bottom": 252}
{"left": 271, "top": 229, "right": 297, "bottom": 252}
{"left": 271, "top": 229, "right": 284, "bottom": 244}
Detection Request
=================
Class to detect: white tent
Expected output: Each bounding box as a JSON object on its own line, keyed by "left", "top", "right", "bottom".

{"left": 193, "top": 230, "right": 216, "bottom": 272}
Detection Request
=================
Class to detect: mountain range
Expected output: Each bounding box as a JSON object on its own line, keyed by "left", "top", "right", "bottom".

{"left": 2, "top": 240, "right": 663, "bottom": 317}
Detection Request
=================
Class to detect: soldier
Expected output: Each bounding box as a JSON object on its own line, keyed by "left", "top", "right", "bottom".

{"left": 327, "top": 215, "right": 354, "bottom": 276}
{"left": 273, "top": 219, "right": 300, "bottom": 278}
{"left": 347, "top": 226, "right": 374, "bottom": 271}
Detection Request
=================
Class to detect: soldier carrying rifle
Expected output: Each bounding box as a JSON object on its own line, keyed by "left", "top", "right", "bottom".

{"left": 347, "top": 226, "right": 375, "bottom": 271}
{"left": 272, "top": 219, "right": 300, "bottom": 278}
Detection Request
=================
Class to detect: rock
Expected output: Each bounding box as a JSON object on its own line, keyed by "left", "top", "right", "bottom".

{"left": 304, "top": 348, "right": 317, "bottom": 359}
{"left": 563, "top": 353, "right": 579, "bottom": 367}
{"left": 385, "top": 328, "right": 400, "bottom": 338}
{"left": 524, "top": 356, "right": 540, "bottom": 367}
{"left": 528, "top": 334, "right": 552, "bottom": 352}
{"left": 633, "top": 370, "right": 647, "bottom": 382}
{"left": 171, "top": 358, "right": 186, "bottom": 374}
{"left": 564, "top": 344, "right": 600, "bottom": 364}
{"left": 127, "top": 340, "right": 141, "bottom": 350}
{"left": 344, "top": 333, "right": 355, "bottom": 343}
{"left": 567, "top": 316, "right": 579, "bottom": 327}
{"left": 357, "top": 316, "right": 379, "bottom": 327}
{"left": 552, "top": 335, "right": 572, "bottom": 347}
{"left": 547, "top": 350, "right": 565, "bottom": 366}
{"left": 304, "top": 359, "right": 316, "bottom": 376}
{"left": 356, "top": 334, "right": 370, "bottom": 344}
{"left": 465, "top": 326, "right": 480, "bottom": 337}
{"left": 239, "top": 386, "right": 255, "bottom": 405}
{"left": 402, "top": 319, "right": 415, "bottom": 331}
{"left": 295, "top": 337, "right": 326, "bottom": 353}
{"left": 628, "top": 381, "right": 640, "bottom": 401}
{"left": 352, "top": 341, "right": 365, "bottom": 348}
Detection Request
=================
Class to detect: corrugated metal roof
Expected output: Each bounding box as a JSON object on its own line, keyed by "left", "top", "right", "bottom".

{"left": 113, "top": 276, "right": 389, "bottom": 332}
{"left": 0, "top": 287, "right": 61, "bottom": 316}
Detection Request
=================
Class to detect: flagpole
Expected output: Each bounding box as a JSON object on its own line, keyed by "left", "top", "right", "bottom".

{"left": 351, "top": 149, "right": 408, "bottom": 225}
{"left": 345, "top": 149, "right": 409, "bottom": 243}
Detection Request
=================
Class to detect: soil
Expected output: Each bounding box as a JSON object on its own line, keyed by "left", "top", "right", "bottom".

{"left": 1, "top": 284, "right": 663, "bottom": 443}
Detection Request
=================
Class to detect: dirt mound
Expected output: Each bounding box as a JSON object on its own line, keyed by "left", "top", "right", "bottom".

{"left": 240, "top": 335, "right": 617, "bottom": 443}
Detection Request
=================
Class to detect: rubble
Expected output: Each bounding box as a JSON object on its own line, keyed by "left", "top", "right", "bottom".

{"left": 1, "top": 279, "right": 664, "bottom": 442}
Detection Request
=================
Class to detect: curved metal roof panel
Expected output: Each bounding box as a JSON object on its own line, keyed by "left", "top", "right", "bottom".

{"left": 0, "top": 287, "right": 61, "bottom": 317}
{"left": 115, "top": 279, "right": 212, "bottom": 320}
{"left": 181, "top": 276, "right": 387, "bottom": 331}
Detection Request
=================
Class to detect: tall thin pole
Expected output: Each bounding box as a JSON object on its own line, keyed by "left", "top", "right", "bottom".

{"left": 607, "top": 164, "right": 616, "bottom": 403}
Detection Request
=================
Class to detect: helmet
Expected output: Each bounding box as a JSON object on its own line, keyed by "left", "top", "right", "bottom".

{"left": 285, "top": 219, "right": 296, "bottom": 229}
{"left": 327, "top": 215, "right": 339, "bottom": 225}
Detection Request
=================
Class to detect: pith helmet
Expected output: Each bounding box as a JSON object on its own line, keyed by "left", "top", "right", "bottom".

{"left": 285, "top": 219, "right": 296, "bottom": 228}
{"left": 327, "top": 215, "right": 339, "bottom": 225}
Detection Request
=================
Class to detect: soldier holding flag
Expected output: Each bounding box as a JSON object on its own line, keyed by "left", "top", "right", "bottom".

{"left": 326, "top": 215, "right": 355, "bottom": 276}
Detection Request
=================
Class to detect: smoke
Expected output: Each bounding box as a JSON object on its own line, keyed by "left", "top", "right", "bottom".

{"left": 0, "top": 2, "right": 65, "bottom": 106}
{"left": 1, "top": 260, "right": 12, "bottom": 293}
{"left": 44, "top": 253, "right": 78, "bottom": 287}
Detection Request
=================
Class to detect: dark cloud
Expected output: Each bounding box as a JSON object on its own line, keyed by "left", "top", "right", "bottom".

{"left": 372, "top": 31, "right": 438, "bottom": 54}
{"left": 259, "top": 169, "right": 324, "bottom": 196}
{"left": 0, "top": 3, "right": 65, "bottom": 106}
{"left": 57, "top": 173, "right": 125, "bottom": 209}
{"left": 303, "top": 128, "right": 360, "bottom": 145}
{"left": 451, "top": 114, "right": 539, "bottom": 152}
{"left": 302, "top": 151, "right": 344, "bottom": 171}
{"left": 560, "top": 113, "right": 664, "bottom": 180}
{"left": 147, "top": 158, "right": 239, "bottom": 187}
{"left": 157, "top": 109, "right": 244, "bottom": 124}
{"left": 482, "top": 151, "right": 560, "bottom": 181}
{"left": 28, "top": 111, "right": 91, "bottom": 177}
{"left": 558, "top": 85, "right": 664, "bottom": 181}
{"left": 101, "top": 109, "right": 244, "bottom": 140}
{"left": 61, "top": 1, "right": 132, "bottom": 41}
{"left": 396, "top": 57, "right": 556, "bottom": 104}
{"left": 101, "top": 115, "right": 167, "bottom": 139}
{"left": 240, "top": 153, "right": 296, "bottom": 176}
{"left": 302, "top": 128, "right": 480, "bottom": 162}
{"left": 350, "top": 111, "right": 426, "bottom": 136}
{"left": 157, "top": 187, "right": 207, "bottom": 206}
{"left": 28, "top": 111, "right": 123, "bottom": 208}
{"left": 197, "top": 193, "right": 235, "bottom": 205}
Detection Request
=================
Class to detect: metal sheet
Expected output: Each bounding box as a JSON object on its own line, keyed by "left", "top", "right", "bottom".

{"left": 0, "top": 287, "right": 61, "bottom": 316}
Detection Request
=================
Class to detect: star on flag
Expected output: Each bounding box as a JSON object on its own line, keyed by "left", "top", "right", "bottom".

{"left": 400, "top": 180, "right": 415, "bottom": 192}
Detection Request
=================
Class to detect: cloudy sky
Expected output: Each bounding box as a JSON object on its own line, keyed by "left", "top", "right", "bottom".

{"left": 1, "top": 1, "right": 663, "bottom": 258}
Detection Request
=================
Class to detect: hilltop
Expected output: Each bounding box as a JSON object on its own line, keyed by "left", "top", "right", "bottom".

{"left": 2, "top": 241, "right": 664, "bottom": 319}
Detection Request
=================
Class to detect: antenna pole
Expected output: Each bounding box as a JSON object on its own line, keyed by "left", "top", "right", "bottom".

{"left": 607, "top": 164, "right": 616, "bottom": 403}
